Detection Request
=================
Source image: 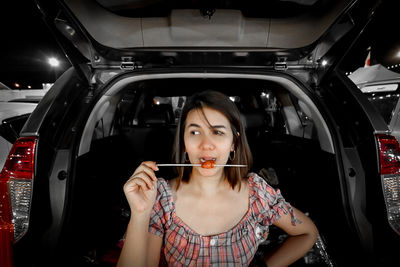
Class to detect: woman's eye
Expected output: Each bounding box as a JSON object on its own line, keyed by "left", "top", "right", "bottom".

{"left": 214, "top": 130, "right": 224, "bottom": 136}
{"left": 190, "top": 130, "right": 200, "bottom": 135}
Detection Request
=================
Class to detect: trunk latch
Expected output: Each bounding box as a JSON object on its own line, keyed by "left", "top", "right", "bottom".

{"left": 274, "top": 61, "right": 288, "bottom": 71}
{"left": 120, "top": 57, "right": 142, "bottom": 70}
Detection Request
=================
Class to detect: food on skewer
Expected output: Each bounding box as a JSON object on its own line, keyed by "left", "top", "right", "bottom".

{"left": 201, "top": 160, "right": 216, "bottom": 169}
{"left": 157, "top": 163, "right": 247, "bottom": 167}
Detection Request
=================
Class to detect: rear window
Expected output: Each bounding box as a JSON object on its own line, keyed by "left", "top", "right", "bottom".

{"left": 152, "top": 96, "right": 186, "bottom": 124}
{"left": 113, "top": 85, "right": 317, "bottom": 140}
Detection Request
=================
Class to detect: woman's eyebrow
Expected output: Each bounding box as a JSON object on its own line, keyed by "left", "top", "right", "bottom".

{"left": 187, "top": 123, "right": 200, "bottom": 128}
{"left": 187, "top": 123, "right": 226, "bottom": 129}
{"left": 211, "top": 125, "right": 226, "bottom": 129}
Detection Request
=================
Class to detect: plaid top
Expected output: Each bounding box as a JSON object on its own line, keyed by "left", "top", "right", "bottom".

{"left": 148, "top": 173, "right": 298, "bottom": 267}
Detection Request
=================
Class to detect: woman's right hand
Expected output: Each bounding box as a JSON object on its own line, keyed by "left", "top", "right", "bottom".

{"left": 123, "top": 161, "right": 159, "bottom": 217}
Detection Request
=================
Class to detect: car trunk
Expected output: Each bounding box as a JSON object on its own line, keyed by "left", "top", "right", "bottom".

{"left": 4, "top": 0, "right": 394, "bottom": 265}
{"left": 53, "top": 72, "right": 352, "bottom": 266}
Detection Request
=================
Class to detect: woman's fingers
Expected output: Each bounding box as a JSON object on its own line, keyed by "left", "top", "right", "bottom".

{"left": 132, "top": 161, "right": 158, "bottom": 182}
{"left": 143, "top": 161, "right": 159, "bottom": 172}
{"left": 140, "top": 163, "right": 158, "bottom": 182}
{"left": 134, "top": 177, "right": 152, "bottom": 190}
{"left": 127, "top": 172, "right": 154, "bottom": 190}
{"left": 122, "top": 161, "right": 159, "bottom": 215}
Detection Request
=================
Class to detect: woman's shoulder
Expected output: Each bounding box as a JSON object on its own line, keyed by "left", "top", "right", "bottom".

{"left": 247, "top": 172, "right": 269, "bottom": 187}
{"left": 152, "top": 178, "right": 174, "bottom": 215}
{"left": 156, "top": 177, "right": 168, "bottom": 189}
{"left": 156, "top": 177, "right": 180, "bottom": 199}
{"left": 247, "top": 172, "right": 281, "bottom": 199}
{"left": 155, "top": 177, "right": 173, "bottom": 198}
{"left": 166, "top": 177, "right": 178, "bottom": 188}
{"left": 247, "top": 173, "right": 298, "bottom": 226}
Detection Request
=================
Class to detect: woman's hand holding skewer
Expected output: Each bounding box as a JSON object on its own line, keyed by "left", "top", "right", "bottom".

{"left": 123, "top": 161, "right": 158, "bottom": 217}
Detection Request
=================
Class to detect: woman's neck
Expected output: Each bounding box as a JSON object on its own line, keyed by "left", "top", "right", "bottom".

{"left": 188, "top": 169, "right": 228, "bottom": 196}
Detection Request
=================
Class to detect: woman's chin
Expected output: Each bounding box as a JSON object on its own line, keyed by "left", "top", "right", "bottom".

{"left": 194, "top": 166, "right": 223, "bottom": 176}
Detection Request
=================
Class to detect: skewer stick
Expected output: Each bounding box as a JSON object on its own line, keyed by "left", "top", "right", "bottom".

{"left": 157, "top": 163, "right": 247, "bottom": 167}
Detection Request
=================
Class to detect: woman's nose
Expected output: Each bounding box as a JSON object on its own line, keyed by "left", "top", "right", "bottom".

{"left": 199, "top": 135, "right": 215, "bottom": 150}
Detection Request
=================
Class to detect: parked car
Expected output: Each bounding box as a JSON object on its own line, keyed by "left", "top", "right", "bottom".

{"left": 349, "top": 64, "right": 400, "bottom": 142}
{"left": 1, "top": 0, "right": 399, "bottom": 266}
{"left": 0, "top": 88, "right": 50, "bottom": 102}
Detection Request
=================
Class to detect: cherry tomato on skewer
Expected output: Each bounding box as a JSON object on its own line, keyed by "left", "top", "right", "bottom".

{"left": 201, "top": 160, "right": 216, "bottom": 169}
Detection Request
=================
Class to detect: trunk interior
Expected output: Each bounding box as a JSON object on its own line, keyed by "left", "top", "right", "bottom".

{"left": 64, "top": 74, "right": 345, "bottom": 266}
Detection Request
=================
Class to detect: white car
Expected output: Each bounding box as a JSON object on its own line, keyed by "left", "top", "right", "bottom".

{"left": 349, "top": 64, "right": 400, "bottom": 141}
{"left": 0, "top": 88, "right": 49, "bottom": 102}
{"left": 0, "top": 102, "right": 38, "bottom": 169}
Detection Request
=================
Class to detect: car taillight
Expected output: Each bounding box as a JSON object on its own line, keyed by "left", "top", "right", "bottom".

{"left": 376, "top": 134, "right": 400, "bottom": 235}
{"left": 0, "top": 137, "right": 36, "bottom": 267}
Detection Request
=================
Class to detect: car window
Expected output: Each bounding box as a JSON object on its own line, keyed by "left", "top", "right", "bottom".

{"left": 259, "top": 90, "right": 286, "bottom": 134}
{"left": 152, "top": 96, "right": 186, "bottom": 125}
{"left": 111, "top": 87, "right": 317, "bottom": 142}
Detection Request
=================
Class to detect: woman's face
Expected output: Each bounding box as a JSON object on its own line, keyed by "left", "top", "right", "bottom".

{"left": 184, "top": 106, "right": 234, "bottom": 176}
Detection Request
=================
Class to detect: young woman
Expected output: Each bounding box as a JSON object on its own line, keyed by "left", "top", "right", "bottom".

{"left": 117, "top": 90, "right": 318, "bottom": 267}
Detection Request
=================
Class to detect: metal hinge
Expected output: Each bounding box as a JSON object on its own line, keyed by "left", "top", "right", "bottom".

{"left": 120, "top": 56, "right": 143, "bottom": 70}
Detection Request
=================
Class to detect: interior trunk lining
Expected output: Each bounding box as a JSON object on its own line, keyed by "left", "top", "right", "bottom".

{"left": 69, "top": 74, "right": 340, "bottom": 265}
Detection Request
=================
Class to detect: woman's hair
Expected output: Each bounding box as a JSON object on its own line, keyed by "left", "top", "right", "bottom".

{"left": 172, "top": 90, "right": 253, "bottom": 190}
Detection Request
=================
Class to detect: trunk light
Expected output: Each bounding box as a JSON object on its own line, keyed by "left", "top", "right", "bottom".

{"left": 0, "top": 137, "right": 37, "bottom": 267}
{"left": 376, "top": 134, "right": 400, "bottom": 235}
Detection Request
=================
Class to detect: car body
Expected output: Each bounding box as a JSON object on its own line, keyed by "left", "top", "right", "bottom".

{"left": 0, "top": 102, "right": 38, "bottom": 170}
{"left": 1, "top": 0, "right": 400, "bottom": 266}
{"left": 0, "top": 82, "right": 12, "bottom": 90}
{"left": 0, "top": 88, "right": 49, "bottom": 102}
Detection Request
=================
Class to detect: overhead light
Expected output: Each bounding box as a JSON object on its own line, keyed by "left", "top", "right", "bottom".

{"left": 321, "top": 60, "right": 328, "bottom": 66}
{"left": 48, "top": 57, "right": 60, "bottom": 67}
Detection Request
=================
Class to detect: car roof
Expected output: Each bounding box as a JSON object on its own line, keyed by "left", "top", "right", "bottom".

{"left": 349, "top": 64, "right": 400, "bottom": 89}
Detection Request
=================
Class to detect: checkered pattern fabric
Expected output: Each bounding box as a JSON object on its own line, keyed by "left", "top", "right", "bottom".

{"left": 148, "top": 173, "right": 298, "bottom": 266}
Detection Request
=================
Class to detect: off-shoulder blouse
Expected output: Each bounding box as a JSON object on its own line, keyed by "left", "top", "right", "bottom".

{"left": 148, "top": 173, "right": 298, "bottom": 266}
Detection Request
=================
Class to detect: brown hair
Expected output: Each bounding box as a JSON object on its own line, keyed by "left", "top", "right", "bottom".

{"left": 172, "top": 90, "right": 253, "bottom": 190}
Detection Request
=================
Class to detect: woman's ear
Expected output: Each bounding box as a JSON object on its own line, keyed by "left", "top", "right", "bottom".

{"left": 231, "top": 132, "right": 239, "bottom": 151}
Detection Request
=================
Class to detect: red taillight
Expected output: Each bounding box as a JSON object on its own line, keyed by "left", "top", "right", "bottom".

{"left": 0, "top": 137, "right": 37, "bottom": 267}
{"left": 376, "top": 134, "right": 400, "bottom": 235}
{"left": 376, "top": 134, "right": 400, "bottom": 175}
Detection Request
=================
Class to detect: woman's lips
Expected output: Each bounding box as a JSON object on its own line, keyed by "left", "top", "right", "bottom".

{"left": 200, "top": 157, "right": 216, "bottom": 162}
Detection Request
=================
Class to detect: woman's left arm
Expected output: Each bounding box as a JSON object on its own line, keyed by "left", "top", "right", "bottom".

{"left": 263, "top": 206, "right": 319, "bottom": 267}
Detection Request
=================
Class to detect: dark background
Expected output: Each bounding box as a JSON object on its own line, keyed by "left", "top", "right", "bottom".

{"left": 0, "top": 0, "right": 399, "bottom": 89}
{"left": 0, "top": 1, "right": 70, "bottom": 89}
